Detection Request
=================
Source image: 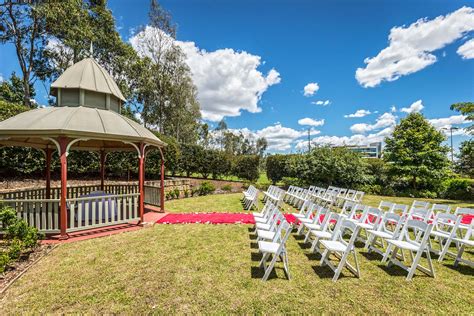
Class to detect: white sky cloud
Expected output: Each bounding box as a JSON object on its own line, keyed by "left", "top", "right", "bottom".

{"left": 457, "top": 38, "right": 474, "bottom": 59}
{"left": 312, "top": 100, "right": 331, "bottom": 106}
{"left": 298, "top": 117, "right": 325, "bottom": 127}
{"left": 130, "top": 26, "right": 281, "bottom": 122}
{"left": 350, "top": 112, "right": 397, "bottom": 134}
{"left": 356, "top": 6, "right": 474, "bottom": 87}
{"left": 303, "top": 82, "right": 319, "bottom": 96}
{"left": 344, "top": 109, "right": 371, "bottom": 118}
{"left": 429, "top": 115, "right": 468, "bottom": 129}
{"left": 400, "top": 99, "right": 424, "bottom": 113}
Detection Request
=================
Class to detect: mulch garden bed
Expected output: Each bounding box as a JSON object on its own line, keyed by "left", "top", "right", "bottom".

{"left": 0, "top": 243, "right": 57, "bottom": 294}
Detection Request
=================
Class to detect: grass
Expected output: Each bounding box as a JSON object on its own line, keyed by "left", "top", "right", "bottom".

{"left": 1, "top": 194, "right": 473, "bottom": 314}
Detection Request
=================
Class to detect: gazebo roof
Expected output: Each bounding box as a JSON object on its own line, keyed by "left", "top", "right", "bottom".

{"left": 50, "top": 58, "right": 126, "bottom": 102}
{"left": 0, "top": 106, "right": 166, "bottom": 151}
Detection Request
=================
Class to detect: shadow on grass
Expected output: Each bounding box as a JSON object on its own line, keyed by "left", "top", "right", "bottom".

{"left": 361, "top": 251, "right": 384, "bottom": 262}
{"left": 250, "top": 251, "right": 262, "bottom": 262}
{"left": 249, "top": 242, "right": 258, "bottom": 249}
{"left": 292, "top": 234, "right": 305, "bottom": 241}
{"left": 305, "top": 252, "right": 322, "bottom": 261}
{"left": 444, "top": 263, "right": 474, "bottom": 276}
{"left": 297, "top": 242, "right": 311, "bottom": 250}
{"left": 250, "top": 266, "right": 279, "bottom": 280}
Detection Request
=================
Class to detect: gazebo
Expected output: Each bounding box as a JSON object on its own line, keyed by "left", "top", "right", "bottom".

{"left": 0, "top": 58, "right": 166, "bottom": 239}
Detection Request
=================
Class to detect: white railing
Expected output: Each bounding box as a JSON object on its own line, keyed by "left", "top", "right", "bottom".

{"left": 1, "top": 199, "right": 61, "bottom": 233}
{"left": 1, "top": 183, "right": 161, "bottom": 234}
{"left": 67, "top": 193, "right": 139, "bottom": 232}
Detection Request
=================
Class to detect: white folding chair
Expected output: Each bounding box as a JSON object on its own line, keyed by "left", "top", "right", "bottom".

{"left": 384, "top": 220, "right": 435, "bottom": 281}
{"left": 429, "top": 213, "right": 461, "bottom": 262}
{"left": 353, "top": 206, "right": 383, "bottom": 244}
{"left": 366, "top": 212, "right": 404, "bottom": 256}
{"left": 256, "top": 212, "right": 285, "bottom": 242}
{"left": 452, "top": 222, "right": 474, "bottom": 268}
{"left": 258, "top": 220, "right": 293, "bottom": 281}
{"left": 454, "top": 207, "right": 474, "bottom": 230}
{"left": 411, "top": 200, "right": 430, "bottom": 210}
{"left": 319, "top": 218, "right": 361, "bottom": 281}
{"left": 391, "top": 203, "right": 409, "bottom": 218}
{"left": 430, "top": 204, "right": 451, "bottom": 215}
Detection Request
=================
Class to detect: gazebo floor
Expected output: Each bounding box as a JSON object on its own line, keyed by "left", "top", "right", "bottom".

{"left": 42, "top": 211, "right": 167, "bottom": 244}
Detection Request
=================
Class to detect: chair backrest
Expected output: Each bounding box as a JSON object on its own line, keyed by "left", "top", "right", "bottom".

{"left": 344, "top": 189, "right": 356, "bottom": 200}
{"left": 411, "top": 200, "right": 430, "bottom": 210}
{"left": 408, "top": 207, "right": 432, "bottom": 222}
{"left": 430, "top": 203, "right": 451, "bottom": 214}
{"left": 331, "top": 218, "right": 361, "bottom": 248}
{"left": 400, "top": 219, "right": 433, "bottom": 246}
{"left": 378, "top": 201, "right": 395, "bottom": 213}
{"left": 433, "top": 213, "right": 461, "bottom": 236}
{"left": 360, "top": 206, "right": 383, "bottom": 226}
{"left": 269, "top": 211, "right": 285, "bottom": 234}
{"left": 353, "top": 191, "right": 365, "bottom": 202}
{"left": 347, "top": 203, "right": 367, "bottom": 220}
{"left": 341, "top": 200, "right": 357, "bottom": 216}
{"left": 391, "top": 204, "right": 409, "bottom": 217}
{"left": 454, "top": 207, "right": 474, "bottom": 216}
{"left": 378, "top": 212, "right": 403, "bottom": 237}
{"left": 275, "top": 220, "right": 293, "bottom": 253}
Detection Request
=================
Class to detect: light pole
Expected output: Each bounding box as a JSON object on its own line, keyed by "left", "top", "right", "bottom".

{"left": 442, "top": 126, "right": 459, "bottom": 164}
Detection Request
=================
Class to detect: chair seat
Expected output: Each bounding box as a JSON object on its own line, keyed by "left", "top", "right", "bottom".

{"left": 299, "top": 218, "right": 313, "bottom": 224}
{"left": 386, "top": 239, "right": 421, "bottom": 252}
{"left": 356, "top": 222, "right": 375, "bottom": 230}
{"left": 452, "top": 238, "right": 474, "bottom": 246}
{"left": 367, "top": 230, "right": 393, "bottom": 239}
{"left": 293, "top": 214, "right": 306, "bottom": 219}
{"left": 256, "top": 223, "right": 271, "bottom": 230}
{"left": 310, "top": 230, "right": 332, "bottom": 239}
{"left": 304, "top": 223, "right": 321, "bottom": 230}
{"left": 257, "top": 230, "right": 275, "bottom": 240}
{"left": 320, "top": 240, "right": 348, "bottom": 252}
{"left": 258, "top": 241, "right": 280, "bottom": 254}
{"left": 252, "top": 212, "right": 264, "bottom": 217}
{"left": 255, "top": 217, "right": 268, "bottom": 223}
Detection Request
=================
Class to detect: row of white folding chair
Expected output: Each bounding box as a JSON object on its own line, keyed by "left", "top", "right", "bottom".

{"left": 243, "top": 185, "right": 259, "bottom": 210}
{"left": 263, "top": 185, "right": 285, "bottom": 206}
{"left": 286, "top": 187, "right": 310, "bottom": 208}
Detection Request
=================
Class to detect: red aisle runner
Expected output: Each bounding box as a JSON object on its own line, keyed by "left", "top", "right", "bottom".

{"left": 156, "top": 212, "right": 297, "bottom": 224}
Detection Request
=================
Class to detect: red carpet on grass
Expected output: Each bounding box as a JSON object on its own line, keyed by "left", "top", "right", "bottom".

{"left": 156, "top": 212, "right": 297, "bottom": 224}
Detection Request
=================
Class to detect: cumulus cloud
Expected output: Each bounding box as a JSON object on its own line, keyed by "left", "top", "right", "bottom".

{"left": 303, "top": 82, "right": 319, "bottom": 96}
{"left": 130, "top": 26, "right": 281, "bottom": 122}
{"left": 391, "top": 106, "right": 397, "bottom": 112}
{"left": 356, "top": 6, "right": 474, "bottom": 87}
{"left": 344, "top": 109, "right": 372, "bottom": 118}
{"left": 298, "top": 117, "right": 325, "bottom": 127}
{"left": 349, "top": 112, "right": 397, "bottom": 134}
{"left": 429, "top": 115, "right": 468, "bottom": 129}
{"left": 229, "top": 124, "right": 315, "bottom": 151}
{"left": 400, "top": 99, "right": 424, "bottom": 113}
{"left": 457, "top": 38, "right": 474, "bottom": 59}
{"left": 312, "top": 100, "right": 331, "bottom": 106}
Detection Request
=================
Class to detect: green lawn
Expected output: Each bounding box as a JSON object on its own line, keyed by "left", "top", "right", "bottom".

{"left": 1, "top": 193, "right": 473, "bottom": 314}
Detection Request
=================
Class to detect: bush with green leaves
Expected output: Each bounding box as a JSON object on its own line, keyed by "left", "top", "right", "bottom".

{"left": 232, "top": 155, "right": 260, "bottom": 182}
{"left": 266, "top": 154, "right": 292, "bottom": 184}
{"left": 442, "top": 178, "right": 474, "bottom": 200}
{"left": 197, "top": 181, "right": 216, "bottom": 196}
{"left": 221, "top": 184, "right": 232, "bottom": 192}
{"left": 0, "top": 206, "right": 42, "bottom": 273}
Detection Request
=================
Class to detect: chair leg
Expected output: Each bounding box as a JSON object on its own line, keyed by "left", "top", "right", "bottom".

{"left": 438, "top": 237, "right": 452, "bottom": 262}
{"left": 454, "top": 245, "right": 465, "bottom": 267}
{"left": 282, "top": 252, "right": 291, "bottom": 280}
{"left": 304, "top": 230, "right": 311, "bottom": 243}
{"left": 262, "top": 254, "right": 278, "bottom": 281}
{"left": 407, "top": 249, "right": 424, "bottom": 281}
{"left": 426, "top": 249, "right": 435, "bottom": 278}
{"left": 333, "top": 250, "right": 351, "bottom": 282}
{"left": 353, "top": 250, "right": 361, "bottom": 278}
{"left": 259, "top": 252, "right": 269, "bottom": 268}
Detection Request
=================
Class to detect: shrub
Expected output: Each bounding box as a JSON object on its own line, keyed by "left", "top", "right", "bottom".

{"left": 197, "top": 181, "right": 216, "bottom": 196}
{"left": 0, "top": 253, "right": 10, "bottom": 273}
{"left": 183, "top": 189, "right": 190, "bottom": 198}
{"left": 221, "top": 184, "right": 232, "bottom": 192}
{"left": 266, "top": 154, "right": 291, "bottom": 184}
{"left": 442, "top": 178, "right": 474, "bottom": 200}
{"left": 232, "top": 155, "right": 260, "bottom": 182}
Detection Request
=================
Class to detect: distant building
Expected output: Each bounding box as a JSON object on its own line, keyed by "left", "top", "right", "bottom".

{"left": 345, "top": 142, "right": 382, "bottom": 158}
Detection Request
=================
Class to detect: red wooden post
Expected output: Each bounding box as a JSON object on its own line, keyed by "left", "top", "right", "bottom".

{"left": 100, "top": 150, "right": 106, "bottom": 191}
{"left": 159, "top": 147, "right": 165, "bottom": 212}
{"left": 58, "top": 137, "right": 69, "bottom": 240}
{"left": 138, "top": 143, "right": 145, "bottom": 223}
{"left": 45, "top": 148, "right": 52, "bottom": 200}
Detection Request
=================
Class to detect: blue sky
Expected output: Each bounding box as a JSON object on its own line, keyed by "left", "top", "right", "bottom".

{"left": 0, "top": 0, "right": 473, "bottom": 152}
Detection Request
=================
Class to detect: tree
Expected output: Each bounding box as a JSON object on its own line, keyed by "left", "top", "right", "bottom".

{"left": 456, "top": 140, "right": 473, "bottom": 178}
{"left": 450, "top": 102, "right": 473, "bottom": 134}
{"left": 0, "top": 1, "right": 46, "bottom": 107}
{"left": 0, "top": 72, "right": 35, "bottom": 104}
{"left": 384, "top": 112, "right": 449, "bottom": 195}
{"left": 232, "top": 155, "right": 260, "bottom": 182}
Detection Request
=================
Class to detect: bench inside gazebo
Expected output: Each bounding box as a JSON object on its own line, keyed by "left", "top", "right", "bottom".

{"left": 0, "top": 58, "right": 166, "bottom": 239}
